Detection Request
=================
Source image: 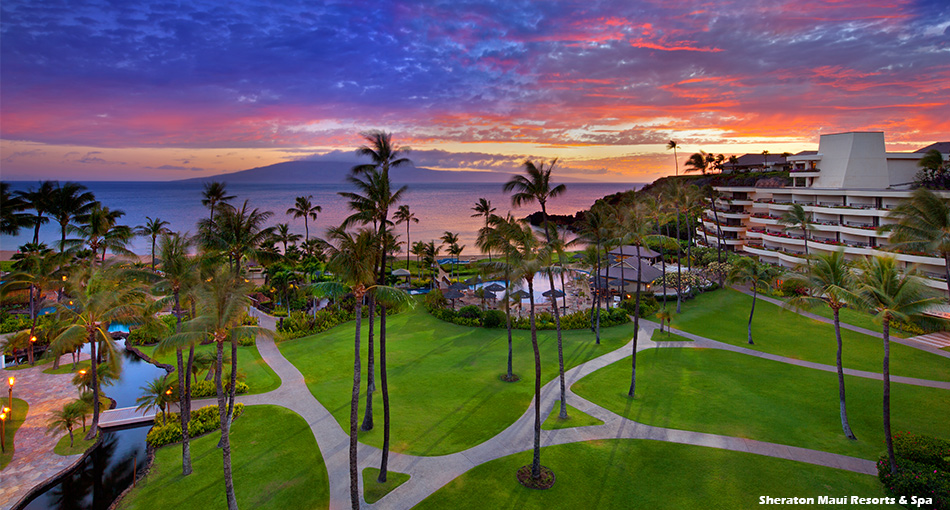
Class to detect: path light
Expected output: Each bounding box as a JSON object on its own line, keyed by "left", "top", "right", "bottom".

{"left": 78, "top": 369, "right": 87, "bottom": 396}
{"left": 0, "top": 411, "right": 6, "bottom": 453}
{"left": 7, "top": 377, "right": 13, "bottom": 410}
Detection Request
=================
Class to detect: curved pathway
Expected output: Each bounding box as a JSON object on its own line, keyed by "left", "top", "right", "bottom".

{"left": 237, "top": 307, "right": 949, "bottom": 510}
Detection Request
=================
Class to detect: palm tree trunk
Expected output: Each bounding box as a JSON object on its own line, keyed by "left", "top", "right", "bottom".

{"left": 527, "top": 278, "right": 542, "bottom": 479}
{"left": 215, "top": 339, "right": 239, "bottom": 510}
{"left": 350, "top": 299, "right": 363, "bottom": 510}
{"left": 594, "top": 250, "right": 601, "bottom": 344}
{"left": 85, "top": 329, "right": 99, "bottom": 440}
{"left": 378, "top": 305, "right": 391, "bottom": 482}
{"left": 944, "top": 254, "right": 950, "bottom": 304}
{"left": 676, "top": 213, "right": 682, "bottom": 313}
{"left": 628, "top": 246, "right": 642, "bottom": 397}
{"left": 710, "top": 197, "right": 723, "bottom": 284}
{"left": 361, "top": 294, "right": 375, "bottom": 431}
{"left": 832, "top": 307, "right": 857, "bottom": 440}
{"left": 151, "top": 236, "right": 157, "bottom": 269}
{"left": 882, "top": 318, "right": 897, "bottom": 475}
{"left": 505, "top": 267, "right": 514, "bottom": 379}
{"left": 747, "top": 288, "right": 757, "bottom": 345}
{"left": 662, "top": 223, "right": 670, "bottom": 301}
{"left": 539, "top": 204, "right": 568, "bottom": 420}
{"left": 183, "top": 344, "right": 195, "bottom": 475}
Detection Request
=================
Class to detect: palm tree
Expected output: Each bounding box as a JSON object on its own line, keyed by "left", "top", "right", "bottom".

{"left": 48, "top": 182, "right": 97, "bottom": 254}
{"left": 46, "top": 404, "right": 84, "bottom": 448}
{"left": 471, "top": 198, "right": 496, "bottom": 262}
{"left": 154, "top": 232, "right": 199, "bottom": 475}
{"left": 72, "top": 204, "right": 133, "bottom": 263}
{"left": 201, "top": 181, "right": 235, "bottom": 223}
{"left": 135, "top": 216, "right": 171, "bottom": 269}
{"left": 51, "top": 263, "right": 148, "bottom": 439}
{"left": 136, "top": 375, "right": 174, "bottom": 426}
{"left": 2, "top": 245, "right": 64, "bottom": 365}
{"left": 312, "top": 226, "right": 410, "bottom": 507}
{"left": 1, "top": 182, "right": 34, "bottom": 236}
{"left": 728, "top": 155, "right": 740, "bottom": 173}
{"left": 478, "top": 213, "right": 519, "bottom": 379}
{"left": 784, "top": 250, "right": 858, "bottom": 440}
{"left": 778, "top": 203, "right": 813, "bottom": 263}
{"left": 504, "top": 159, "right": 570, "bottom": 419}
{"left": 286, "top": 195, "right": 322, "bottom": 242}
{"left": 422, "top": 241, "right": 441, "bottom": 287}
{"left": 851, "top": 256, "right": 942, "bottom": 475}
{"left": 486, "top": 219, "right": 551, "bottom": 482}
{"left": 393, "top": 205, "right": 419, "bottom": 270}
{"left": 666, "top": 140, "right": 679, "bottom": 176}
{"left": 198, "top": 199, "right": 274, "bottom": 274}
{"left": 880, "top": 188, "right": 950, "bottom": 302}
{"left": 684, "top": 151, "right": 710, "bottom": 175}
{"left": 272, "top": 223, "right": 302, "bottom": 255}
{"left": 576, "top": 201, "right": 614, "bottom": 344}
{"left": 762, "top": 150, "right": 770, "bottom": 170}
{"left": 728, "top": 257, "right": 779, "bottom": 345}
{"left": 166, "top": 265, "right": 264, "bottom": 510}
{"left": 15, "top": 180, "right": 57, "bottom": 244}
{"left": 440, "top": 231, "right": 461, "bottom": 278}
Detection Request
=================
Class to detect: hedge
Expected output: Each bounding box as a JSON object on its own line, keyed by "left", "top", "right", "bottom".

{"left": 190, "top": 380, "right": 250, "bottom": 398}
{"left": 878, "top": 432, "right": 950, "bottom": 510}
{"left": 146, "top": 403, "right": 246, "bottom": 448}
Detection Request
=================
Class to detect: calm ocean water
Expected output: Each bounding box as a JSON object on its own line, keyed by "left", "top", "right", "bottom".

{"left": 1, "top": 181, "right": 641, "bottom": 255}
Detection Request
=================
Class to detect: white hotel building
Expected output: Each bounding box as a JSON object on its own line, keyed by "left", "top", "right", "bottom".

{"left": 701, "top": 131, "right": 950, "bottom": 291}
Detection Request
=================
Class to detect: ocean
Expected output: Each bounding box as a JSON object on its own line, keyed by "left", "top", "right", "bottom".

{"left": 1, "top": 181, "right": 641, "bottom": 256}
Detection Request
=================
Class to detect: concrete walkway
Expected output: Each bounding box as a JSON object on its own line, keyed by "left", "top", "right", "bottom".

{"left": 240, "top": 307, "right": 917, "bottom": 510}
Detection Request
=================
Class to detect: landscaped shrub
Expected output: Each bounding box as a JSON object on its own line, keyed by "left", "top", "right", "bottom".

{"left": 877, "top": 432, "right": 950, "bottom": 510}
{"left": 276, "top": 306, "right": 356, "bottom": 341}
{"left": 0, "top": 314, "right": 30, "bottom": 334}
{"left": 147, "top": 403, "right": 246, "bottom": 448}
{"left": 190, "top": 379, "right": 249, "bottom": 398}
{"left": 776, "top": 278, "right": 809, "bottom": 297}
{"left": 482, "top": 309, "right": 505, "bottom": 328}
{"left": 424, "top": 288, "right": 446, "bottom": 309}
{"left": 127, "top": 314, "right": 178, "bottom": 346}
{"left": 619, "top": 294, "right": 659, "bottom": 317}
{"left": 458, "top": 305, "right": 483, "bottom": 320}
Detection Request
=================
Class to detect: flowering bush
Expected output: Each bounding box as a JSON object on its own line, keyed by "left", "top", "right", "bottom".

{"left": 877, "top": 432, "right": 950, "bottom": 510}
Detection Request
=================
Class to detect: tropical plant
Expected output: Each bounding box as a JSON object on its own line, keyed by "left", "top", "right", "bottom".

{"left": 666, "top": 140, "right": 679, "bottom": 176}
{"left": 2, "top": 244, "right": 65, "bottom": 364}
{"left": 201, "top": 181, "right": 235, "bottom": 223}
{"left": 851, "top": 256, "right": 944, "bottom": 475}
{"left": 198, "top": 199, "right": 274, "bottom": 274}
{"left": 784, "top": 250, "right": 858, "bottom": 440}
{"left": 728, "top": 257, "right": 779, "bottom": 344}
{"left": 286, "top": 195, "right": 322, "bottom": 242}
{"left": 272, "top": 223, "right": 302, "bottom": 255}
{"left": 478, "top": 213, "right": 519, "bottom": 380}
{"left": 504, "top": 158, "right": 569, "bottom": 421}
{"left": 136, "top": 216, "right": 171, "bottom": 269}
{"left": 575, "top": 202, "right": 614, "bottom": 343}
{"left": 46, "top": 404, "right": 84, "bottom": 448}
{"left": 440, "top": 231, "right": 461, "bottom": 277}
{"left": 880, "top": 188, "right": 950, "bottom": 302}
{"left": 136, "top": 375, "right": 175, "bottom": 426}
{"left": 393, "top": 205, "right": 419, "bottom": 270}
{"left": 684, "top": 151, "right": 710, "bottom": 175}
{"left": 471, "top": 198, "right": 496, "bottom": 262}
{"left": 15, "top": 180, "right": 57, "bottom": 243}
{"left": 656, "top": 309, "right": 672, "bottom": 335}
{"left": 47, "top": 182, "right": 97, "bottom": 254}
{"left": 72, "top": 204, "right": 134, "bottom": 263}
{"left": 778, "top": 203, "right": 814, "bottom": 263}
{"left": 1, "top": 182, "right": 33, "bottom": 236}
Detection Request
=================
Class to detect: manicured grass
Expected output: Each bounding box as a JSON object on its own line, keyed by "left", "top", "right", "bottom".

{"left": 54, "top": 431, "right": 97, "bottom": 456}
{"left": 652, "top": 331, "right": 693, "bottom": 342}
{"left": 4, "top": 356, "right": 54, "bottom": 370}
{"left": 414, "top": 439, "right": 899, "bottom": 509}
{"left": 666, "top": 289, "right": 948, "bottom": 381}
{"left": 362, "top": 467, "right": 409, "bottom": 504}
{"left": 541, "top": 404, "right": 603, "bottom": 430}
{"left": 118, "top": 405, "right": 328, "bottom": 510}
{"left": 807, "top": 305, "right": 907, "bottom": 338}
{"left": 573, "top": 348, "right": 950, "bottom": 460}
{"left": 0, "top": 398, "right": 29, "bottom": 470}
{"left": 44, "top": 359, "right": 91, "bottom": 375}
{"left": 278, "top": 303, "right": 634, "bottom": 456}
{"left": 149, "top": 343, "right": 281, "bottom": 395}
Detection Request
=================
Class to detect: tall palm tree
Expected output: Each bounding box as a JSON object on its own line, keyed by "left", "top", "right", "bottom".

{"left": 440, "top": 231, "right": 461, "bottom": 278}
{"left": 136, "top": 375, "right": 174, "bottom": 426}
{"left": 51, "top": 263, "right": 148, "bottom": 438}
{"left": 666, "top": 140, "right": 679, "bottom": 176}
{"left": 166, "top": 265, "right": 264, "bottom": 510}
{"left": 504, "top": 159, "right": 570, "bottom": 419}
{"left": 272, "top": 223, "right": 302, "bottom": 256}
{"left": 471, "top": 198, "right": 496, "bottom": 262}
{"left": 575, "top": 201, "right": 614, "bottom": 344}
{"left": 728, "top": 257, "right": 779, "bottom": 345}
{"left": 851, "top": 256, "right": 942, "bottom": 475}
{"left": 198, "top": 199, "right": 274, "bottom": 274}
{"left": 2, "top": 245, "right": 64, "bottom": 365}
{"left": 135, "top": 216, "right": 171, "bottom": 269}
{"left": 71, "top": 204, "right": 133, "bottom": 263}
{"left": 394, "top": 205, "right": 419, "bottom": 270}
{"left": 201, "top": 181, "right": 235, "bottom": 223}
{"left": 779, "top": 203, "right": 813, "bottom": 263}
{"left": 684, "top": 151, "right": 710, "bottom": 175}
{"left": 46, "top": 404, "right": 84, "bottom": 448}
{"left": 422, "top": 241, "right": 441, "bottom": 287}
{"left": 154, "top": 232, "right": 199, "bottom": 476}
{"left": 728, "top": 155, "right": 740, "bottom": 173}
{"left": 486, "top": 219, "right": 552, "bottom": 482}
{"left": 312, "top": 226, "right": 410, "bottom": 507}
{"left": 478, "top": 213, "right": 519, "bottom": 379}
{"left": 15, "top": 180, "right": 57, "bottom": 244}
{"left": 48, "top": 182, "right": 97, "bottom": 254}
{"left": 880, "top": 188, "right": 950, "bottom": 302}
{"left": 286, "top": 195, "right": 322, "bottom": 242}
{"left": 1, "top": 182, "right": 34, "bottom": 236}
{"left": 785, "top": 250, "right": 858, "bottom": 440}
{"left": 761, "top": 150, "right": 770, "bottom": 170}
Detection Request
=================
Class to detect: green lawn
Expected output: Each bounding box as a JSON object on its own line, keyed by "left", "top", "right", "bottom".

{"left": 806, "top": 305, "right": 907, "bottom": 338}
{"left": 148, "top": 343, "right": 281, "bottom": 395}
{"left": 0, "top": 398, "right": 29, "bottom": 469}
{"left": 118, "top": 405, "right": 328, "bottom": 510}
{"left": 573, "top": 348, "right": 950, "bottom": 460}
{"left": 666, "top": 289, "right": 948, "bottom": 381}
{"left": 278, "top": 303, "right": 634, "bottom": 456}
{"left": 54, "top": 431, "right": 97, "bottom": 456}
{"left": 414, "top": 439, "right": 899, "bottom": 509}
{"left": 44, "top": 359, "right": 91, "bottom": 375}
{"left": 652, "top": 331, "right": 693, "bottom": 342}
{"left": 362, "top": 468, "right": 409, "bottom": 504}
{"left": 541, "top": 404, "right": 603, "bottom": 430}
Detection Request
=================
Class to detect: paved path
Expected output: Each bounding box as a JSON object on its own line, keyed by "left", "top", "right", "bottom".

{"left": 241, "top": 307, "right": 912, "bottom": 510}
{"left": 1, "top": 355, "right": 91, "bottom": 510}
{"left": 908, "top": 331, "right": 950, "bottom": 349}
{"left": 733, "top": 286, "right": 950, "bottom": 359}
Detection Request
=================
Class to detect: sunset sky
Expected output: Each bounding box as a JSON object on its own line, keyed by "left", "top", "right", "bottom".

{"left": 2, "top": 0, "right": 948, "bottom": 182}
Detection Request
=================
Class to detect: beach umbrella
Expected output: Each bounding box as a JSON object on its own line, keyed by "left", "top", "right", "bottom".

{"left": 465, "top": 276, "right": 483, "bottom": 285}
{"left": 443, "top": 288, "right": 464, "bottom": 310}
{"left": 484, "top": 283, "right": 506, "bottom": 292}
{"left": 392, "top": 268, "right": 411, "bottom": 277}
{"left": 448, "top": 282, "right": 468, "bottom": 291}
{"left": 542, "top": 289, "right": 566, "bottom": 298}
{"left": 484, "top": 291, "right": 497, "bottom": 301}
{"left": 509, "top": 289, "right": 530, "bottom": 300}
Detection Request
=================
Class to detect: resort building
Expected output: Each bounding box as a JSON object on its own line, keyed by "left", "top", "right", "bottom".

{"left": 700, "top": 132, "right": 950, "bottom": 291}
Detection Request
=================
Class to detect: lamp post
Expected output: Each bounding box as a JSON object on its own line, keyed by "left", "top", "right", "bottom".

{"left": 7, "top": 376, "right": 13, "bottom": 411}
{"left": 78, "top": 370, "right": 87, "bottom": 397}
{"left": 1, "top": 410, "right": 6, "bottom": 453}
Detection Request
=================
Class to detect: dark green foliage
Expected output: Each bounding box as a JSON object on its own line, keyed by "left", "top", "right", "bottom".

{"left": 424, "top": 288, "right": 446, "bottom": 309}
{"left": 620, "top": 294, "right": 659, "bottom": 317}
{"left": 877, "top": 432, "right": 950, "bottom": 510}
{"left": 189, "top": 380, "right": 249, "bottom": 398}
{"left": 776, "top": 278, "right": 809, "bottom": 297}
{"left": 276, "top": 307, "right": 355, "bottom": 340}
{"left": 457, "top": 305, "right": 482, "bottom": 320}
{"left": 146, "top": 404, "right": 246, "bottom": 448}
{"left": 127, "top": 314, "right": 177, "bottom": 346}
{"left": 0, "top": 314, "right": 30, "bottom": 334}
{"left": 482, "top": 309, "right": 505, "bottom": 328}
